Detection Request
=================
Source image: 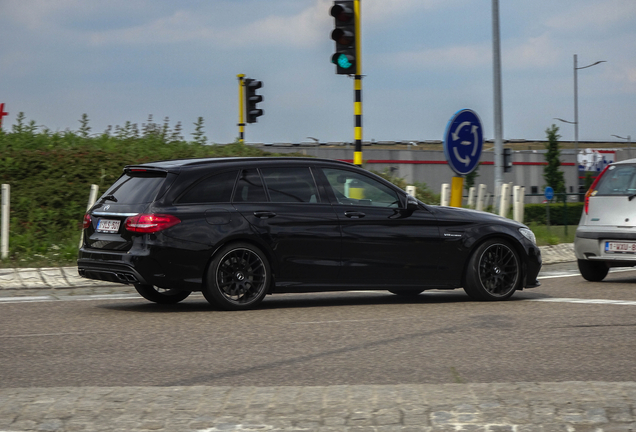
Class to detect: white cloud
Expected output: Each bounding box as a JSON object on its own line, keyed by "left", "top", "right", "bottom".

{"left": 503, "top": 33, "right": 560, "bottom": 70}
{"left": 377, "top": 44, "right": 491, "bottom": 71}
{"left": 545, "top": 0, "right": 636, "bottom": 31}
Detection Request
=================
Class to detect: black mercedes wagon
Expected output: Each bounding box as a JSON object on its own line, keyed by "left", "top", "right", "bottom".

{"left": 78, "top": 157, "right": 541, "bottom": 310}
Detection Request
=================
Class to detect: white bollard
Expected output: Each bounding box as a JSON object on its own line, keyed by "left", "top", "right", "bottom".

{"left": 406, "top": 185, "right": 416, "bottom": 197}
{"left": 79, "top": 184, "right": 100, "bottom": 249}
{"left": 440, "top": 183, "right": 450, "bottom": 206}
{"left": 467, "top": 187, "right": 475, "bottom": 208}
{"left": 499, "top": 183, "right": 511, "bottom": 218}
{"left": 519, "top": 187, "right": 525, "bottom": 222}
{"left": 513, "top": 186, "right": 522, "bottom": 222}
{"left": 1, "top": 184, "right": 9, "bottom": 260}
{"left": 476, "top": 184, "right": 487, "bottom": 211}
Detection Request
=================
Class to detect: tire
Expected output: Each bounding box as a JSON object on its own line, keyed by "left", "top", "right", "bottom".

{"left": 577, "top": 259, "right": 609, "bottom": 282}
{"left": 203, "top": 242, "right": 271, "bottom": 310}
{"left": 389, "top": 289, "right": 424, "bottom": 296}
{"left": 463, "top": 239, "right": 521, "bottom": 301}
{"left": 134, "top": 284, "right": 191, "bottom": 304}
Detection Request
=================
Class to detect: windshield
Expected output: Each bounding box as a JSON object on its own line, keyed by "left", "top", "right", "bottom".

{"left": 595, "top": 164, "right": 636, "bottom": 196}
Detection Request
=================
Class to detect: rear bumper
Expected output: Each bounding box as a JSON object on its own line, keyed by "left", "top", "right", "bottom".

{"left": 78, "top": 263, "right": 148, "bottom": 285}
{"left": 77, "top": 247, "right": 158, "bottom": 286}
{"left": 575, "top": 234, "right": 636, "bottom": 266}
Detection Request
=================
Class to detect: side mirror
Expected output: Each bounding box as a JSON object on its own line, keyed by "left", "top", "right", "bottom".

{"left": 406, "top": 196, "right": 419, "bottom": 211}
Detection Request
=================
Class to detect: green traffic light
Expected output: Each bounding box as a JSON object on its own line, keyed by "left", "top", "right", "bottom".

{"left": 334, "top": 53, "right": 353, "bottom": 69}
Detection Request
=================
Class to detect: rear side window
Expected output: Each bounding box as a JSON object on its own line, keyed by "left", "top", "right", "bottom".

{"left": 595, "top": 164, "right": 636, "bottom": 195}
{"left": 261, "top": 167, "right": 319, "bottom": 203}
{"left": 177, "top": 171, "right": 237, "bottom": 204}
{"left": 101, "top": 173, "right": 166, "bottom": 204}
{"left": 233, "top": 169, "right": 267, "bottom": 202}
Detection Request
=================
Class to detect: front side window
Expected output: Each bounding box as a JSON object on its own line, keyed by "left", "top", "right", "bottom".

{"left": 322, "top": 168, "right": 401, "bottom": 208}
{"left": 595, "top": 164, "right": 636, "bottom": 196}
{"left": 261, "top": 167, "right": 319, "bottom": 203}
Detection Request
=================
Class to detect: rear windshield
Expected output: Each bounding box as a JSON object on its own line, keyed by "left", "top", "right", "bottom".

{"left": 100, "top": 172, "right": 167, "bottom": 204}
{"left": 595, "top": 164, "right": 636, "bottom": 196}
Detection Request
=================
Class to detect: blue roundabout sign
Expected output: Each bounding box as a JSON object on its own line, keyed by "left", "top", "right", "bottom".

{"left": 443, "top": 109, "right": 484, "bottom": 176}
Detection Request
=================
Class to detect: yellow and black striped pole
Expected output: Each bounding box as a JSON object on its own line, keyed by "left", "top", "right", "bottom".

{"left": 237, "top": 74, "right": 245, "bottom": 143}
{"left": 353, "top": 0, "right": 362, "bottom": 166}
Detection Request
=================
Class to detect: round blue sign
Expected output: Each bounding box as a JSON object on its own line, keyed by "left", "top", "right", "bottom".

{"left": 443, "top": 109, "right": 484, "bottom": 176}
{"left": 544, "top": 186, "right": 554, "bottom": 201}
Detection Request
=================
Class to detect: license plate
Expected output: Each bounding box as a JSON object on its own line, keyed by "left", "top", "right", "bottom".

{"left": 96, "top": 219, "right": 121, "bottom": 233}
{"left": 605, "top": 241, "right": 636, "bottom": 254}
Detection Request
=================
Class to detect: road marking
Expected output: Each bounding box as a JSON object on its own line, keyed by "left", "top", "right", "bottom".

{"left": 0, "top": 332, "right": 99, "bottom": 339}
{"left": 539, "top": 267, "right": 636, "bottom": 280}
{"left": 0, "top": 294, "right": 138, "bottom": 304}
{"left": 0, "top": 296, "right": 54, "bottom": 303}
{"left": 527, "top": 298, "right": 636, "bottom": 306}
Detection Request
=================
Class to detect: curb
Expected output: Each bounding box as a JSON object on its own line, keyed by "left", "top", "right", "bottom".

{"left": 0, "top": 244, "right": 576, "bottom": 291}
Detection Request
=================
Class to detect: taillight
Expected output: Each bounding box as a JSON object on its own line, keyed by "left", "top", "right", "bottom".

{"left": 584, "top": 164, "right": 610, "bottom": 214}
{"left": 82, "top": 214, "right": 92, "bottom": 229}
{"left": 125, "top": 214, "right": 181, "bottom": 233}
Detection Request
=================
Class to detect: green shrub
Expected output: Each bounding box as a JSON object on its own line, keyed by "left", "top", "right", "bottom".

{"left": 524, "top": 202, "right": 583, "bottom": 225}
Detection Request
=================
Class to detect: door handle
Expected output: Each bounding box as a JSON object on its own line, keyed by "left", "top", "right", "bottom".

{"left": 253, "top": 211, "right": 277, "bottom": 219}
{"left": 344, "top": 211, "right": 365, "bottom": 219}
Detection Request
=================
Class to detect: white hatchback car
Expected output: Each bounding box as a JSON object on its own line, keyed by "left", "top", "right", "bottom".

{"left": 575, "top": 159, "right": 636, "bottom": 281}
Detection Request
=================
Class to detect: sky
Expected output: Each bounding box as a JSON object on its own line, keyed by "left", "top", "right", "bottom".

{"left": 1, "top": 0, "right": 635, "bottom": 144}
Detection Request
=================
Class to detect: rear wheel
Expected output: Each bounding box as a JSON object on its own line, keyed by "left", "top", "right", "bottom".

{"left": 134, "top": 284, "right": 191, "bottom": 304}
{"left": 577, "top": 259, "right": 609, "bottom": 282}
{"left": 203, "top": 242, "right": 271, "bottom": 311}
{"left": 463, "top": 239, "right": 521, "bottom": 301}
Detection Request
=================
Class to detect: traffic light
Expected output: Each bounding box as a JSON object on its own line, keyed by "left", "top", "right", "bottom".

{"left": 330, "top": 0, "right": 356, "bottom": 75}
{"left": 503, "top": 148, "right": 512, "bottom": 172}
{"left": 244, "top": 78, "right": 263, "bottom": 123}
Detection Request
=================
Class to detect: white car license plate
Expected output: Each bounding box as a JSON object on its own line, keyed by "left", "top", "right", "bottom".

{"left": 605, "top": 241, "right": 636, "bottom": 254}
{"left": 96, "top": 219, "right": 121, "bottom": 233}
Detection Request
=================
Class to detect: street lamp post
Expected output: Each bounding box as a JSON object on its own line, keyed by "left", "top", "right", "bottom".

{"left": 556, "top": 55, "right": 605, "bottom": 195}
{"left": 573, "top": 55, "right": 606, "bottom": 189}
{"left": 612, "top": 134, "right": 632, "bottom": 159}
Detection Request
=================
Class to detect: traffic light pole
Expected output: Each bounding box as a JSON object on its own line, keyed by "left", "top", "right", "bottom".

{"left": 237, "top": 74, "right": 245, "bottom": 143}
{"left": 353, "top": 0, "right": 362, "bottom": 166}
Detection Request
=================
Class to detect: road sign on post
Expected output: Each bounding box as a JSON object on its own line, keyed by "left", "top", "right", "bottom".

{"left": 545, "top": 186, "right": 554, "bottom": 229}
{"left": 444, "top": 109, "right": 483, "bottom": 207}
{"left": 444, "top": 109, "right": 484, "bottom": 176}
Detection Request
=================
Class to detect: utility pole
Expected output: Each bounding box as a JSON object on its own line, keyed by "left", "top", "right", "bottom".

{"left": 492, "top": 0, "right": 504, "bottom": 211}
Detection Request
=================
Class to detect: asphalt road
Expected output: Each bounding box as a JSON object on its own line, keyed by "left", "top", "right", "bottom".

{"left": 1, "top": 263, "right": 635, "bottom": 389}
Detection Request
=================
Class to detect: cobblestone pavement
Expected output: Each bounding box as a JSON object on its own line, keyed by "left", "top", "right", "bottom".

{"left": 6, "top": 244, "right": 634, "bottom": 432}
{"left": 0, "top": 382, "right": 635, "bottom": 431}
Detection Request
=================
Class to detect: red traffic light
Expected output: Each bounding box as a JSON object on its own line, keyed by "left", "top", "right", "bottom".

{"left": 330, "top": 4, "right": 353, "bottom": 22}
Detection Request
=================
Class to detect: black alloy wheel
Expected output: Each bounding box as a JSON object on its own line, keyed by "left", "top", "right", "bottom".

{"left": 134, "top": 284, "right": 191, "bottom": 304}
{"left": 577, "top": 259, "right": 609, "bottom": 282}
{"left": 463, "top": 239, "right": 521, "bottom": 301}
{"left": 204, "top": 243, "right": 271, "bottom": 310}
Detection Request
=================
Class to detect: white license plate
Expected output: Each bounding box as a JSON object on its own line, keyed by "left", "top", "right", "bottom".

{"left": 605, "top": 241, "right": 636, "bottom": 254}
{"left": 96, "top": 219, "right": 121, "bottom": 233}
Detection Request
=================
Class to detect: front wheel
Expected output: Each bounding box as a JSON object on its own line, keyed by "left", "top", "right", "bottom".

{"left": 134, "top": 284, "right": 191, "bottom": 304}
{"left": 463, "top": 239, "right": 521, "bottom": 301}
{"left": 203, "top": 243, "right": 271, "bottom": 310}
{"left": 577, "top": 259, "right": 609, "bottom": 282}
